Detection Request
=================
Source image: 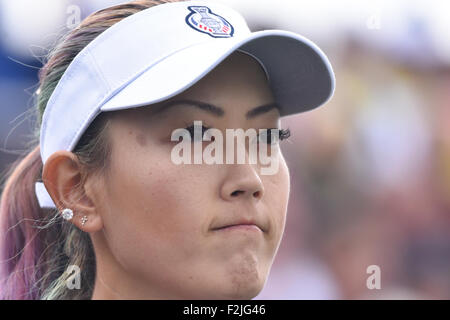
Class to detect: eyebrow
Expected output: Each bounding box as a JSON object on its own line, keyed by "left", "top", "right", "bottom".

{"left": 152, "top": 99, "right": 280, "bottom": 119}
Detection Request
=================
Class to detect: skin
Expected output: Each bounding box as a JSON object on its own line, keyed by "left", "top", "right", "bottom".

{"left": 43, "top": 51, "right": 290, "bottom": 299}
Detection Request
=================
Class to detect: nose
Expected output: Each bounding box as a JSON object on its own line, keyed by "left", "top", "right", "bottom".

{"left": 220, "top": 164, "right": 265, "bottom": 202}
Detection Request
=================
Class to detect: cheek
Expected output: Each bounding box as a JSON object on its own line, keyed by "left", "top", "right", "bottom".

{"left": 101, "top": 143, "right": 211, "bottom": 271}
{"left": 265, "top": 157, "right": 290, "bottom": 244}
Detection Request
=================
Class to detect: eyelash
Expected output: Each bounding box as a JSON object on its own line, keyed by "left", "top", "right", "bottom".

{"left": 258, "top": 128, "right": 291, "bottom": 144}
{"left": 182, "top": 122, "right": 291, "bottom": 144}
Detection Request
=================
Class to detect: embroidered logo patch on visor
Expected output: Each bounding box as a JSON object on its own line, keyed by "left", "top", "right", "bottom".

{"left": 185, "top": 6, "right": 234, "bottom": 38}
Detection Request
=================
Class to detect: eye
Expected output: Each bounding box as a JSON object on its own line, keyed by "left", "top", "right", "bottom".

{"left": 258, "top": 128, "right": 291, "bottom": 144}
{"left": 183, "top": 122, "right": 212, "bottom": 142}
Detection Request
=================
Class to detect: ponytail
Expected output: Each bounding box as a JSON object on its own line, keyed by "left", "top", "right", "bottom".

{"left": 0, "top": 146, "right": 50, "bottom": 299}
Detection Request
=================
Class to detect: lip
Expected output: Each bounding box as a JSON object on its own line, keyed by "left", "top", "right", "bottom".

{"left": 212, "top": 223, "right": 263, "bottom": 233}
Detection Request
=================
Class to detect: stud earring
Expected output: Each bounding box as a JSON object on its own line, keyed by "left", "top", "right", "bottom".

{"left": 61, "top": 208, "right": 73, "bottom": 221}
{"left": 81, "top": 215, "right": 88, "bottom": 226}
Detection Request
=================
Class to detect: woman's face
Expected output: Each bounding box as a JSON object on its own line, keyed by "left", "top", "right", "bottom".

{"left": 92, "top": 51, "right": 290, "bottom": 299}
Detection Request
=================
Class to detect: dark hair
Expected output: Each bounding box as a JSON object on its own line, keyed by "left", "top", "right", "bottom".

{"left": 0, "top": 0, "right": 181, "bottom": 300}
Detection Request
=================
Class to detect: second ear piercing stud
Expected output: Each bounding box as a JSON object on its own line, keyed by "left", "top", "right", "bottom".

{"left": 81, "top": 216, "right": 88, "bottom": 226}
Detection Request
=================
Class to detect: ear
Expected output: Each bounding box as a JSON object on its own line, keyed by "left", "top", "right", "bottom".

{"left": 42, "top": 150, "right": 103, "bottom": 232}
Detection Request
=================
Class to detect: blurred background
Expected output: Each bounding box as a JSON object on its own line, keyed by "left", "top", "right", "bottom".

{"left": 1, "top": 0, "right": 449, "bottom": 299}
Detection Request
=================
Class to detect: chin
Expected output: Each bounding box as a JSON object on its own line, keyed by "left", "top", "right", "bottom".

{"left": 221, "top": 282, "right": 264, "bottom": 300}
{"left": 218, "top": 271, "right": 266, "bottom": 300}
{"left": 210, "top": 252, "right": 272, "bottom": 299}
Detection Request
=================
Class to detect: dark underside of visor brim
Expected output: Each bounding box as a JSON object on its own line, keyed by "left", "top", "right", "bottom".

{"left": 238, "top": 35, "right": 333, "bottom": 117}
